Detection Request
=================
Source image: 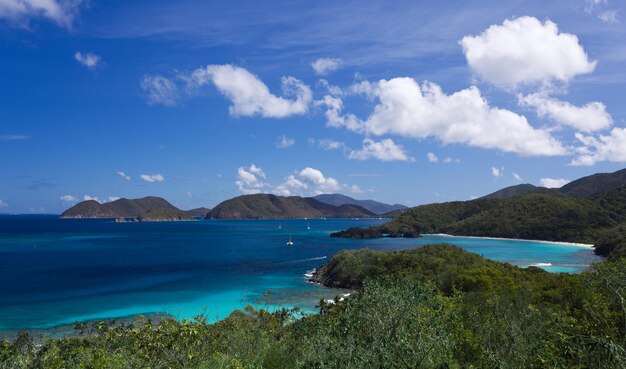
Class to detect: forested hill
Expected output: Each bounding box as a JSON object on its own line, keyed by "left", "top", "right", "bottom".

{"left": 206, "top": 194, "right": 375, "bottom": 219}
{"left": 60, "top": 197, "right": 196, "bottom": 221}
{"left": 334, "top": 169, "right": 626, "bottom": 258}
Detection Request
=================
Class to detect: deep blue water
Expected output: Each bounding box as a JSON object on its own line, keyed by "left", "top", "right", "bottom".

{"left": 0, "top": 215, "right": 601, "bottom": 331}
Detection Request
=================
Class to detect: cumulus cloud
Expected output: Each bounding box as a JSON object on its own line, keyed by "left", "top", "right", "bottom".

{"left": 107, "top": 196, "right": 120, "bottom": 202}
{"left": 461, "top": 16, "right": 596, "bottom": 86}
{"left": 539, "top": 178, "right": 570, "bottom": 188}
{"left": 141, "top": 75, "right": 180, "bottom": 106}
{"left": 187, "top": 64, "right": 312, "bottom": 118}
{"left": 298, "top": 167, "right": 341, "bottom": 194}
{"left": 571, "top": 128, "right": 626, "bottom": 166}
{"left": 316, "top": 95, "right": 362, "bottom": 132}
{"left": 83, "top": 195, "right": 101, "bottom": 203}
{"left": 0, "top": 199, "right": 7, "bottom": 207}
{"left": 276, "top": 135, "right": 295, "bottom": 149}
{"left": 0, "top": 0, "right": 84, "bottom": 27}
{"left": 328, "top": 78, "right": 566, "bottom": 157}
{"left": 519, "top": 93, "right": 612, "bottom": 132}
{"left": 310, "top": 138, "right": 345, "bottom": 151}
{"left": 60, "top": 194, "right": 77, "bottom": 203}
{"left": 512, "top": 172, "right": 523, "bottom": 181}
{"left": 74, "top": 52, "right": 102, "bottom": 69}
{"left": 348, "top": 138, "right": 413, "bottom": 162}
{"left": 491, "top": 167, "right": 503, "bottom": 178}
{"left": 427, "top": 152, "right": 439, "bottom": 163}
{"left": 236, "top": 164, "right": 269, "bottom": 194}
{"left": 274, "top": 175, "right": 308, "bottom": 196}
{"left": 311, "top": 58, "right": 342, "bottom": 76}
{"left": 116, "top": 171, "right": 131, "bottom": 181}
{"left": 140, "top": 174, "right": 165, "bottom": 183}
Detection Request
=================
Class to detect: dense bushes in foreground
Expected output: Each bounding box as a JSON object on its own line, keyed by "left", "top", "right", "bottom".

{"left": 2, "top": 244, "right": 625, "bottom": 368}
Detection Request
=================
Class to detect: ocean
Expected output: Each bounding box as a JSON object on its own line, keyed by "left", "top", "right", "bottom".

{"left": 0, "top": 215, "right": 601, "bottom": 332}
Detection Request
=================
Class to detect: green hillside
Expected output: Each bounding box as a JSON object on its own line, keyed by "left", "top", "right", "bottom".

{"left": 60, "top": 197, "right": 193, "bottom": 221}
{"left": 334, "top": 169, "right": 626, "bottom": 257}
{"left": 206, "top": 194, "right": 375, "bottom": 219}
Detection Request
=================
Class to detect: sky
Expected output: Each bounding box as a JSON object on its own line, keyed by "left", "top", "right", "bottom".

{"left": 1, "top": 0, "right": 626, "bottom": 213}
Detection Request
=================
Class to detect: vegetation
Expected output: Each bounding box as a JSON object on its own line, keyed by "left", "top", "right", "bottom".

{"left": 60, "top": 196, "right": 191, "bottom": 221}
{"left": 206, "top": 194, "right": 375, "bottom": 219}
{"left": 2, "top": 243, "right": 625, "bottom": 368}
{"left": 334, "top": 183, "right": 626, "bottom": 257}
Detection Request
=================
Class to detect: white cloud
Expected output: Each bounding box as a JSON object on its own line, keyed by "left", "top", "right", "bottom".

{"left": 491, "top": 167, "right": 503, "bottom": 178}
{"left": 311, "top": 58, "right": 342, "bottom": 76}
{"left": 140, "top": 174, "right": 165, "bottom": 183}
{"left": 512, "top": 172, "right": 523, "bottom": 181}
{"left": 348, "top": 138, "right": 413, "bottom": 162}
{"left": 236, "top": 164, "right": 269, "bottom": 194}
{"left": 0, "top": 134, "right": 30, "bottom": 141}
{"left": 427, "top": 152, "right": 439, "bottom": 163}
{"left": 313, "top": 138, "right": 345, "bottom": 151}
{"left": 140, "top": 75, "right": 180, "bottom": 106}
{"left": 60, "top": 195, "right": 77, "bottom": 203}
{"left": 186, "top": 191, "right": 193, "bottom": 198}
{"left": 461, "top": 16, "right": 596, "bottom": 86}
{"left": 442, "top": 157, "right": 459, "bottom": 164}
{"left": 539, "top": 178, "right": 570, "bottom": 188}
{"left": 331, "top": 78, "right": 567, "bottom": 157}
{"left": 276, "top": 135, "right": 295, "bottom": 149}
{"left": 273, "top": 175, "right": 308, "bottom": 196}
{"left": 298, "top": 167, "right": 341, "bottom": 194}
{"left": 74, "top": 52, "right": 102, "bottom": 69}
{"left": 83, "top": 195, "right": 101, "bottom": 203}
{"left": 116, "top": 171, "right": 131, "bottom": 181}
{"left": 107, "top": 196, "right": 120, "bottom": 203}
{"left": 316, "top": 95, "right": 362, "bottom": 132}
{"left": 519, "top": 93, "right": 612, "bottom": 132}
{"left": 0, "top": 0, "right": 84, "bottom": 27}
{"left": 0, "top": 199, "right": 7, "bottom": 208}
{"left": 571, "top": 128, "right": 626, "bottom": 166}
{"left": 188, "top": 64, "right": 312, "bottom": 118}
{"left": 598, "top": 10, "right": 618, "bottom": 24}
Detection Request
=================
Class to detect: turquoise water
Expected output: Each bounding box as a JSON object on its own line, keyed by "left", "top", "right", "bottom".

{"left": 0, "top": 215, "right": 601, "bottom": 331}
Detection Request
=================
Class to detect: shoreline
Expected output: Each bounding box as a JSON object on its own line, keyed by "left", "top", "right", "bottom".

{"left": 425, "top": 233, "right": 595, "bottom": 249}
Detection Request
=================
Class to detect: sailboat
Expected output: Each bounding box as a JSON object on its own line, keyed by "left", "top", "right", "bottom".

{"left": 286, "top": 232, "right": 293, "bottom": 246}
{"left": 307, "top": 222, "right": 311, "bottom": 230}
{"left": 278, "top": 223, "right": 282, "bottom": 230}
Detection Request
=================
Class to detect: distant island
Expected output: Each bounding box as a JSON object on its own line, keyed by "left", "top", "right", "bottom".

{"left": 206, "top": 194, "right": 377, "bottom": 219}
{"left": 332, "top": 168, "right": 626, "bottom": 258}
{"left": 60, "top": 194, "right": 405, "bottom": 221}
{"left": 60, "top": 196, "right": 199, "bottom": 222}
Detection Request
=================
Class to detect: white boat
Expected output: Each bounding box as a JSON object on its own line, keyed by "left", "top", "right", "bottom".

{"left": 307, "top": 222, "right": 311, "bottom": 230}
{"left": 286, "top": 232, "right": 293, "bottom": 246}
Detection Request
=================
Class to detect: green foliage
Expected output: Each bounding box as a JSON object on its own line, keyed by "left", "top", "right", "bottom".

{"left": 2, "top": 245, "right": 625, "bottom": 368}
{"left": 206, "top": 194, "right": 375, "bottom": 220}
{"left": 336, "top": 183, "right": 626, "bottom": 257}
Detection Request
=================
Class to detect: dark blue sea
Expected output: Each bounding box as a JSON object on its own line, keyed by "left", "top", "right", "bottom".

{"left": 0, "top": 215, "right": 601, "bottom": 331}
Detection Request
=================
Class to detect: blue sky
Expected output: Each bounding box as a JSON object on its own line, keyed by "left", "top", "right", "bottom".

{"left": 1, "top": 0, "right": 626, "bottom": 213}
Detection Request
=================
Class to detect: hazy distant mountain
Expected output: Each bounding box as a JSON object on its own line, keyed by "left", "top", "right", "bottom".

{"left": 206, "top": 194, "right": 376, "bottom": 219}
{"left": 312, "top": 194, "right": 407, "bottom": 215}
{"left": 185, "top": 207, "right": 211, "bottom": 217}
{"left": 60, "top": 196, "right": 192, "bottom": 221}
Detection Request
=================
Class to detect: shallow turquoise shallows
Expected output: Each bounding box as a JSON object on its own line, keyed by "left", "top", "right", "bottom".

{"left": 0, "top": 215, "right": 601, "bottom": 331}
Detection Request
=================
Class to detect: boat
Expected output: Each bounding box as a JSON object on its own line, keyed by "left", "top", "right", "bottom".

{"left": 278, "top": 223, "right": 282, "bottom": 230}
{"left": 286, "top": 232, "right": 293, "bottom": 246}
{"left": 307, "top": 222, "right": 311, "bottom": 230}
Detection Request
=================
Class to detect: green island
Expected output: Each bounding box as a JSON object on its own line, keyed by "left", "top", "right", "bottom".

{"left": 333, "top": 169, "right": 626, "bottom": 258}
{"left": 2, "top": 243, "right": 624, "bottom": 368}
